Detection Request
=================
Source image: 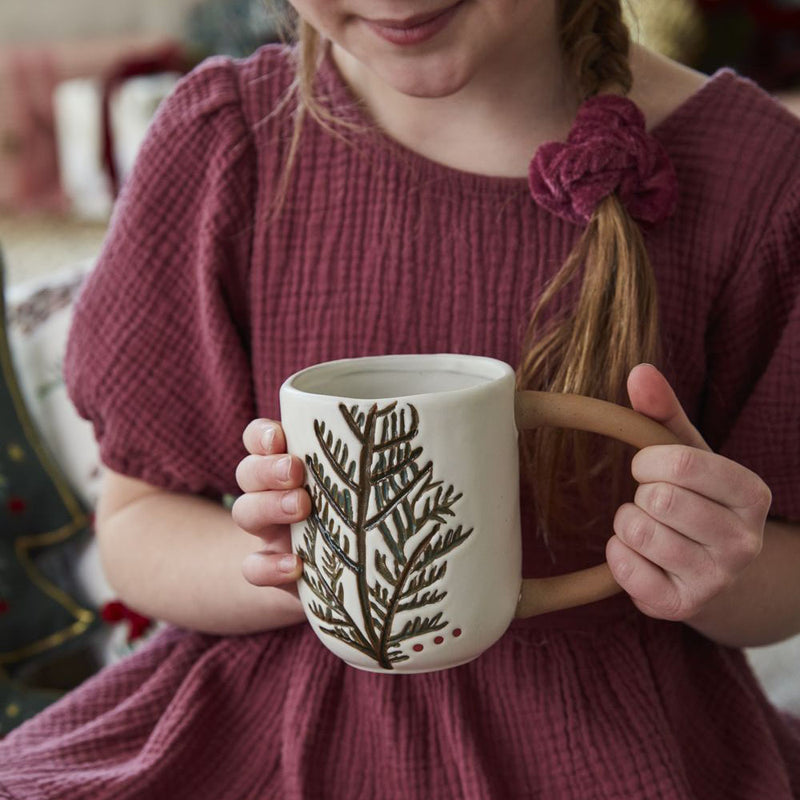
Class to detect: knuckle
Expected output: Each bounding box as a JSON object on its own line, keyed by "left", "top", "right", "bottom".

{"left": 241, "top": 419, "right": 260, "bottom": 444}
{"left": 694, "top": 558, "right": 736, "bottom": 606}
{"left": 731, "top": 524, "right": 763, "bottom": 564}
{"left": 745, "top": 531, "right": 763, "bottom": 560}
{"left": 242, "top": 419, "right": 283, "bottom": 454}
{"left": 236, "top": 455, "right": 268, "bottom": 492}
{"left": 646, "top": 482, "right": 677, "bottom": 518}
{"left": 694, "top": 543, "right": 718, "bottom": 578}
{"left": 242, "top": 419, "right": 268, "bottom": 447}
{"left": 231, "top": 485, "right": 310, "bottom": 531}
{"left": 658, "top": 588, "right": 690, "bottom": 621}
{"left": 760, "top": 481, "right": 773, "bottom": 509}
{"left": 235, "top": 459, "right": 248, "bottom": 491}
{"left": 749, "top": 479, "right": 772, "bottom": 513}
{"left": 231, "top": 493, "right": 271, "bottom": 533}
{"left": 670, "top": 447, "right": 697, "bottom": 483}
{"left": 620, "top": 511, "right": 652, "bottom": 552}
{"left": 606, "top": 538, "right": 633, "bottom": 583}
{"left": 701, "top": 561, "right": 730, "bottom": 598}
{"left": 230, "top": 495, "right": 250, "bottom": 529}
{"left": 729, "top": 464, "right": 771, "bottom": 513}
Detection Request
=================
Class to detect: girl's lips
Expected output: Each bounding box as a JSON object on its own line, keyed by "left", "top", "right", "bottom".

{"left": 363, "top": 2, "right": 465, "bottom": 46}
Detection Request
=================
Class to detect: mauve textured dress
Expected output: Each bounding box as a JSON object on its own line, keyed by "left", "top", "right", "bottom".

{"left": 1, "top": 45, "right": 799, "bottom": 800}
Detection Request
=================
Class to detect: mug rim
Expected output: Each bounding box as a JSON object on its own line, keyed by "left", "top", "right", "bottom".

{"left": 280, "top": 353, "right": 514, "bottom": 403}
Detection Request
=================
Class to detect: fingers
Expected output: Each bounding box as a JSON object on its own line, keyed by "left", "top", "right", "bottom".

{"left": 236, "top": 453, "right": 305, "bottom": 493}
{"left": 242, "top": 419, "right": 286, "bottom": 456}
{"left": 606, "top": 535, "right": 689, "bottom": 621}
{"left": 235, "top": 517, "right": 305, "bottom": 589}
{"left": 610, "top": 487, "right": 764, "bottom": 620}
{"left": 231, "top": 487, "right": 311, "bottom": 536}
{"left": 613, "top": 501, "right": 714, "bottom": 578}
{"left": 236, "top": 418, "right": 309, "bottom": 590}
{"left": 242, "top": 550, "right": 303, "bottom": 588}
{"left": 632, "top": 445, "right": 772, "bottom": 524}
{"left": 234, "top": 449, "right": 310, "bottom": 535}
{"left": 618, "top": 366, "right": 771, "bottom": 623}
{"left": 627, "top": 364, "right": 710, "bottom": 451}
{"left": 632, "top": 481, "right": 762, "bottom": 560}
{"left": 235, "top": 417, "right": 311, "bottom": 534}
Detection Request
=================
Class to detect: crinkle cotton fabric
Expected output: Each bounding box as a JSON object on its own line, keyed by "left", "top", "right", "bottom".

{"left": 0, "top": 45, "right": 798, "bottom": 800}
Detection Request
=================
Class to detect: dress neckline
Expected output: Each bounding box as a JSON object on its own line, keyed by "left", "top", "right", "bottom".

{"left": 314, "top": 50, "right": 737, "bottom": 198}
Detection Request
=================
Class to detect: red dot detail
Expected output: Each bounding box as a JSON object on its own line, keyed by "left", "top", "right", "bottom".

{"left": 453, "top": 628, "right": 462, "bottom": 637}
{"left": 7, "top": 497, "right": 26, "bottom": 514}
{"left": 0, "top": 600, "right": 9, "bottom": 615}
{"left": 434, "top": 636, "right": 444, "bottom": 645}
{"left": 413, "top": 644, "right": 424, "bottom": 652}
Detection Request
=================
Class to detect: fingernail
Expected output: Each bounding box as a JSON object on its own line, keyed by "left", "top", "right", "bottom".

{"left": 279, "top": 554, "right": 298, "bottom": 573}
{"left": 280, "top": 491, "right": 298, "bottom": 514}
{"left": 277, "top": 455, "right": 292, "bottom": 481}
{"left": 262, "top": 426, "right": 276, "bottom": 452}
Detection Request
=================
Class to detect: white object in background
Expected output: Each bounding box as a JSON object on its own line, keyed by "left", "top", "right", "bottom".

{"left": 5, "top": 262, "right": 113, "bottom": 622}
{"left": 747, "top": 642, "right": 800, "bottom": 715}
{"left": 109, "top": 72, "right": 180, "bottom": 186}
{"left": 5, "top": 262, "right": 166, "bottom": 665}
{"left": 53, "top": 72, "right": 179, "bottom": 220}
{"left": 5, "top": 261, "right": 102, "bottom": 509}
{"left": 53, "top": 78, "right": 113, "bottom": 221}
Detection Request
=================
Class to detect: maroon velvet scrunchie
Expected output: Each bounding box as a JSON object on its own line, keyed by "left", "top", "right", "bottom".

{"left": 528, "top": 94, "right": 678, "bottom": 225}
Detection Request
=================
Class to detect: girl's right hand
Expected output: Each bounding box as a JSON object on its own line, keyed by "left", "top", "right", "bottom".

{"left": 232, "top": 419, "right": 311, "bottom": 592}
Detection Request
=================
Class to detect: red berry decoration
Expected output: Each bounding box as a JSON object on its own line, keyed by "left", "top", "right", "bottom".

{"left": 7, "top": 496, "right": 26, "bottom": 514}
{"left": 453, "top": 628, "right": 462, "bottom": 637}
{"left": 101, "top": 600, "right": 153, "bottom": 643}
{"left": 434, "top": 636, "right": 444, "bottom": 645}
{"left": 413, "top": 644, "right": 424, "bottom": 652}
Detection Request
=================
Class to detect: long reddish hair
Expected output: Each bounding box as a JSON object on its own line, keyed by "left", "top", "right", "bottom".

{"left": 518, "top": 1, "right": 661, "bottom": 536}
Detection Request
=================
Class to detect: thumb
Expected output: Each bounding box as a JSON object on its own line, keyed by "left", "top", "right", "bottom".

{"left": 627, "top": 364, "right": 710, "bottom": 451}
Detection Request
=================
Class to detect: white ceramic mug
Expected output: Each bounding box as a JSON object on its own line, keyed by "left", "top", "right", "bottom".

{"left": 279, "top": 354, "right": 678, "bottom": 674}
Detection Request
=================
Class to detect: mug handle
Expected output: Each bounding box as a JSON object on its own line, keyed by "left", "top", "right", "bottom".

{"left": 514, "top": 391, "right": 682, "bottom": 619}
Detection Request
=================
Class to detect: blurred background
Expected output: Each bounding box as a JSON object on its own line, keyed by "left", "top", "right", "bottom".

{"left": 0, "top": 0, "right": 288, "bottom": 285}
{"left": 0, "top": 0, "right": 799, "bottom": 283}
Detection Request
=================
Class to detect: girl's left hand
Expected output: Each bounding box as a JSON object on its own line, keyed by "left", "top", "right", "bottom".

{"left": 607, "top": 364, "right": 773, "bottom": 623}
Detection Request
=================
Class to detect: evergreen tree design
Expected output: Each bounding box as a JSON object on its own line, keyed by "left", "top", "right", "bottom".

{"left": 296, "top": 401, "right": 473, "bottom": 669}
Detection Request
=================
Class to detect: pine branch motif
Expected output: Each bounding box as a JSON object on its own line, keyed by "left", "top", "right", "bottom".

{"left": 296, "top": 401, "right": 473, "bottom": 669}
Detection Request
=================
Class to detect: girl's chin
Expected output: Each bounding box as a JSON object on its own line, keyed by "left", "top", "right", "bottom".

{"left": 333, "top": 43, "right": 472, "bottom": 101}
{"left": 370, "top": 60, "right": 471, "bottom": 99}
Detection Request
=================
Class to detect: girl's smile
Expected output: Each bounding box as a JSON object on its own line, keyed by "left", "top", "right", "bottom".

{"left": 289, "top": 1, "right": 561, "bottom": 101}
{"left": 361, "top": 1, "right": 467, "bottom": 47}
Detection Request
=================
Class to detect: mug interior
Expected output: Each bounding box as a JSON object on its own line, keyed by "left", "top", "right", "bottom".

{"left": 286, "top": 354, "right": 512, "bottom": 400}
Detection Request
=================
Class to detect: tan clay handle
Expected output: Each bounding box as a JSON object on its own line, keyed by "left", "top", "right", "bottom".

{"left": 514, "top": 391, "right": 681, "bottom": 619}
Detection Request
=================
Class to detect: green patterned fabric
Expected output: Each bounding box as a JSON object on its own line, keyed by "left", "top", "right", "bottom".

{"left": 0, "top": 249, "right": 100, "bottom": 734}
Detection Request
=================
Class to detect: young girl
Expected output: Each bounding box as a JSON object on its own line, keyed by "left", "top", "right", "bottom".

{"left": 2, "top": 1, "right": 799, "bottom": 797}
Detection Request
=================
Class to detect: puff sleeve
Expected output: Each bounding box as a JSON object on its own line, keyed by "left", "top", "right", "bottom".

{"left": 64, "top": 57, "right": 256, "bottom": 500}
{"left": 700, "top": 179, "right": 800, "bottom": 521}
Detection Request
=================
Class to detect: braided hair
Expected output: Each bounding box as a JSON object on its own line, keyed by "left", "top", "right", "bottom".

{"left": 517, "top": 0, "right": 662, "bottom": 537}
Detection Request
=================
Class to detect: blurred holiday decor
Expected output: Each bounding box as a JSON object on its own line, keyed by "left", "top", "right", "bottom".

{"left": 0, "top": 248, "right": 101, "bottom": 734}
{"left": 694, "top": 0, "right": 800, "bottom": 91}
{"left": 184, "top": 0, "right": 287, "bottom": 59}
{"left": 624, "top": 0, "right": 706, "bottom": 66}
